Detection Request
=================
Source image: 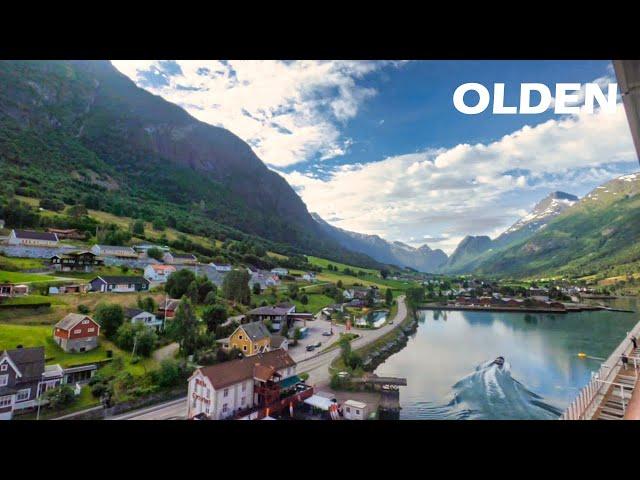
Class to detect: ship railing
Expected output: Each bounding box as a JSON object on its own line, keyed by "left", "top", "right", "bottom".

{"left": 559, "top": 319, "right": 640, "bottom": 420}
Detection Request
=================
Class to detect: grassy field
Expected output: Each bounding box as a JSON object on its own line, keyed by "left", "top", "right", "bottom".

{"left": 0, "top": 256, "right": 45, "bottom": 271}
{"left": 307, "top": 255, "right": 379, "bottom": 276}
{"left": 0, "top": 270, "right": 62, "bottom": 283}
{"left": 1, "top": 294, "right": 66, "bottom": 306}
{"left": 0, "top": 291, "right": 166, "bottom": 325}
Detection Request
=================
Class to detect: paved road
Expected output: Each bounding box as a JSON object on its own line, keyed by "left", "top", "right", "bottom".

{"left": 116, "top": 295, "right": 407, "bottom": 420}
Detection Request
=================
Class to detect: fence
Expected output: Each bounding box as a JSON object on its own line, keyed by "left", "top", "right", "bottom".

{"left": 560, "top": 319, "right": 640, "bottom": 420}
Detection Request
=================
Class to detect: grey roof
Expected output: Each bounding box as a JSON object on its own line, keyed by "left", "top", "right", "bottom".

{"left": 270, "top": 335, "right": 287, "bottom": 348}
{"left": 2, "top": 346, "right": 45, "bottom": 382}
{"left": 124, "top": 308, "right": 144, "bottom": 318}
{"left": 94, "top": 276, "right": 149, "bottom": 285}
{"left": 55, "top": 313, "right": 94, "bottom": 331}
{"left": 13, "top": 229, "right": 58, "bottom": 241}
{"left": 247, "top": 306, "right": 292, "bottom": 317}
{"left": 240, "top": 322, "right": 271, "bottom": 342}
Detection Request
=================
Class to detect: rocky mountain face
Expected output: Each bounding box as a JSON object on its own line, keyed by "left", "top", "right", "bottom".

{"left": 311, "top": 213, "right": 448, "bottom": 272}
{"left": 0, "top": 60, "right": 381, "bottom": 268}
{"left": 442, "top": 235, "right": 493, "bottom": 273}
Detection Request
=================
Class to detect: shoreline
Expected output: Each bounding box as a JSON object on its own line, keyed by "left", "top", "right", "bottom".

{"left": 419, "top": 303, "right": 634, "bottom": 314}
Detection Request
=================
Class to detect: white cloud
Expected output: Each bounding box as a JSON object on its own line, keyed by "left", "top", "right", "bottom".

{"left": 284, "top": 105, "right": 637, "bottom": 253}
{"left": 111, "top": 60, "right": 395, "bottom": 167}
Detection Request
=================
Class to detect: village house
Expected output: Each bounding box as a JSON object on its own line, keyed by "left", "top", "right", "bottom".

{"left": 210, "top": 263, "right": 232, "bottom": 272}
{"left": 0, "top": 284, "right": 29, "bottom": 298}
{"left": 53, "top": 313, "right": 100, "bottom": 353}
{"left": 90, "top": 244, "right": 138, "bottom": 259}
{"left": 187, "top": 349, "right": 303, "bottom": 420}
{"left": 342, "top": 400, "right": 369, "bottom": 420}
{"left": 50, "top": 250, "right": 104, "bottom": 272}
{"left": 163, "top": 252, "right": 197, "bottom": 265}
{"left": 271, "top": 267, "right": 288, "bottom": 276}
{"left": 302, "top": 272, "right": 316, "bottom": 282}
{"left": 46, "top": 228, "right": 85, "bottom": 240}
{"left": 0, "top": 346, "right": 64, "bottom": 420}
{"left": 249, "top": 270, "right": 281, "bottom": 291}
{"left": 8, "top": 229, "right": 59, "bottom": 247}
{"left": 144, "top": 264, "right": 176, "bottom": 283}
{"left": 89, "top": 275, "right": 150, "bottom": 293}
{"left": 246, "top": 304, "right": 296, "bottom": 326}
{"left": 158, "top": 299, "right": 180, "bottom": 319}
{"left": 343, "top": 286, "right": 370, "bottom": 300}
{"left": 124, "top": 308, "right": 163, "bottom": 332}
{"left": 222, "top": 322, "right": 272, "bottom": 356}
{"left": 270, "top": 334, "right": 289, "bottom": 351}
{"left": 48, "top": 284, "right": 89, "bottom": 295}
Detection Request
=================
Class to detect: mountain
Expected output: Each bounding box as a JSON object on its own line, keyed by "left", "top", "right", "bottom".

{"left": 0, "top": 60, "right": 380, "bottom": 268}
{"left": 442, "top": 235, "right": 493, "bottom": 273}
{"left": 441, "top": 191, "right": 579, "bottom": 273}
{"left": 493, "top": 191, "right": 578, "bottom": 248}
{"left": 475, "top": 172, "right": 640, "bottom": 278}
{"left": 311, "top": 213, "right": 448, "bottom": 272}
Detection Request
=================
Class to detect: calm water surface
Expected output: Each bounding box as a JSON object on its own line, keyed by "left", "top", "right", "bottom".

{"left": 375, "top": 298, "right": 639, "bottom": 419}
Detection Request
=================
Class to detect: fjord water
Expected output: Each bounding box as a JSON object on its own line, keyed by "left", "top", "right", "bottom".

{"left": 375, "top": 299, "right": 638, "bottom": 419}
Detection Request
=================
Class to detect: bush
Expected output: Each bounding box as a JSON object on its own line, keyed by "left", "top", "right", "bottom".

{"left": 77, "top": 304, "right": 90, "bottom": 314}
{"left": 115, "top": 322, "right": 158, "bottom": 357}
{"left": 165, "top": 269, "right": 196, "bottom": 299}
{"left": 42, "top": 384, "right": 75, "bottom": 409}
{"left": 94, "top": 303, "right": 125, "bottom": 339}
{"left": 147, "top": 247, "right": 164, "bottom": 261}
{"left": 153, "top": 359, "right": 188, "bottom": 389}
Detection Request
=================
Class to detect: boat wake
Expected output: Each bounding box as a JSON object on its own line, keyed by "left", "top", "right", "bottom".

{"left": 404, "top": 360, "right": 562, "bottom": 420}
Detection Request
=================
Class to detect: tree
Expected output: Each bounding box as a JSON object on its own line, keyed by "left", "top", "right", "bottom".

{"left": 300, "top": 294, "right": 309, "bottom": 305}
{"left": 166, "top": 298, "right": 200, "bottom": 355}
{"left": 405, "top": 286, "right": 426, "bottom": 317}
{"left": 288, "top": 283, "right": 299, "bottom": 300}
{"left": 365, "top": 289, "right": 375, "bottom": 307}
{"left": 153, "top": 359, "right": 188, "bottom": 389}
{"left": 221, "top": 270, "right": 251, "bottom": 304}
{"left": 94, "top": 303, "right": 124, "bottom": 339}
{"left": 147, "top": 247, "right": 163, "bottom": 261}
{"left": 132, "top": 219, "right": 145, "bottom": 236}
{"left": 252, "top": 282, "right": 261, "bottom": 295}
{"left": 202, "top": 304, "right": 228, "bottom": 333}
{"left": 385, "top": 288, "right": 393, "bottom": 307}
{"left": 336, "top": 280, "right": 343, "bottom": 289}
{"left": 380, "top": 268, "right": 390, "bottom": 279}
{"left": 165, "top": 269, "right": 196, "bottom": 299}
{"left": 194, "top": 275, "right": 215, "bottom": 303}
{"left": 115, "top": 323, "right": 158, "bottom": 357}
{"left": 137, "top": 296, "right": 157, "bottom": 313}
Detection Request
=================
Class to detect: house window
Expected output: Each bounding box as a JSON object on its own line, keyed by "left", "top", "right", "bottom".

{"left": 16, "top": 389, "right": 31, "bottom": 402}
{"left": 356, "top": 410, "right": 361, "bottom": 415}
{"left": 0, "top": 364, "right": 7, "bottom": 372}
{"left": 222, "top": 403, "right": 228, "bottom": 413}
{"left": 0, "top": 396, "right": 11, "bottom": 407}
{"left": 346, "top": 407, "right": 351, "bottom": 413}
{"left": 82, "top": 319, "right": 89, "bottom": 324}
{"left": 224, "top": 388, "right": 229, "bottom": 397}
{"left": 74, "top": 329, "right": 81, "bottom": 334}
{"left": 243, "top": 345, "right": 247, "bottom": 352}
{"left": 241, "top": 397, "right": 246, "bottom": 405}
{"left": 0, "top": 374, "right": 8, "bottom": 387}
{"left": 88, "top": 328, "right": 95, "bottom": 333}
{"left": 238, "top": 335, "right": 243, "bottom": 340}
{"left": 205, "top": 388, "right": 210, "bottom": 397}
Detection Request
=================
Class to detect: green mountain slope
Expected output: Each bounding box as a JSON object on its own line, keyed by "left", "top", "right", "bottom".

{"left": 475, "top": 173, "right": 640, "bottom": 278}
{"left": 0, "top": 60, "right": 381, "bottom": 269}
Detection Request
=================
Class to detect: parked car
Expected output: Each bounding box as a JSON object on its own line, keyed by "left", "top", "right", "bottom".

{"left": 313, "top": 341, "right": 322, "bottom": 348}
{"left": 322, "top": 331, "right": 333, "bottom": 336}
{"left": 306, "top": 345, "right": 315, "bottom": 352}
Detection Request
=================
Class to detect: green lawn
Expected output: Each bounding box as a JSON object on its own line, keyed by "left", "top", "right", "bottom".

{"left": 293, "top": 293, "right": 334, "bottom": 314}
{"left": 1, "top": 294, "right": 67, "bottom": 306}
{"left": 0, "top": 270, "right": 61, "bottom": 283}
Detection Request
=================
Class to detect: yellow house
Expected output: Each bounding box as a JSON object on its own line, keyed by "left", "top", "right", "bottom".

{"left": 228, "top": 322, "right": 272, "bottom": 356}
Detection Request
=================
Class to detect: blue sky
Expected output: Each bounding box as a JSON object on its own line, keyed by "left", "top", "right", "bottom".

{"left": 112, "top": 60, "right": 638, "bottom": 253}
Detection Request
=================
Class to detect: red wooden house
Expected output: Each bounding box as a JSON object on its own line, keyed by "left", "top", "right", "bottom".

{"left": 53, "top": 314, "right": 100, "bottom": 353}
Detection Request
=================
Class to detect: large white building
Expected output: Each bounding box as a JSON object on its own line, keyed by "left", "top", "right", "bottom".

{"left": 144, "top": 264, "right": 176, "bottom": 283}
{"left": 8, "top": 229, "right": 58, "bottom": 247}
{"left": 187, "top": 349, "right": 298, "bottom": 420}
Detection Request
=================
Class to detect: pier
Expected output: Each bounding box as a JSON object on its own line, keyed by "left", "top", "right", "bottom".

{"left": 350, "top": 375, "right": 407, "bottom": 419}
{"left": 560, "top": 319, "right": 640, "bottom": 420}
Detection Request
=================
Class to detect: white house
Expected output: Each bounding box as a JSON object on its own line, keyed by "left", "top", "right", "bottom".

{"left": 124, "top": 308, "right": 163, "bottom": 332}
{"left": 271, "top": 268, "right": 288, "bottom": 276}
{"left": 302, "top": 272, "right": 316, "bottom": 282}
{"left": 8, "top": 229, "right": 58, "bottom": 247}
{"left": 90, "top": 244, "right": 137, "bottom": 258}
{"left": 342, "top": 400, "right": 369, "bottom": 420}
{"left": 144, "top": 264, "right": 177, "bottom": 283}
{"left": 187, "top": 349, "right": 298, "bottom": 420}
{"left": 210, "top": 263, "right": 232, "bottom": 272}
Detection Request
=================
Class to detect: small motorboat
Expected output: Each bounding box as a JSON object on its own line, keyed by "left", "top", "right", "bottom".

{"left": 493, "top": 356, "right": 505, "bottom": 367}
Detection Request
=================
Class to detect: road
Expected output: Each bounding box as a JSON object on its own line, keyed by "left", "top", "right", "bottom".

{"left": 114, "top": 295, "right": 407, "bottom": 420}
